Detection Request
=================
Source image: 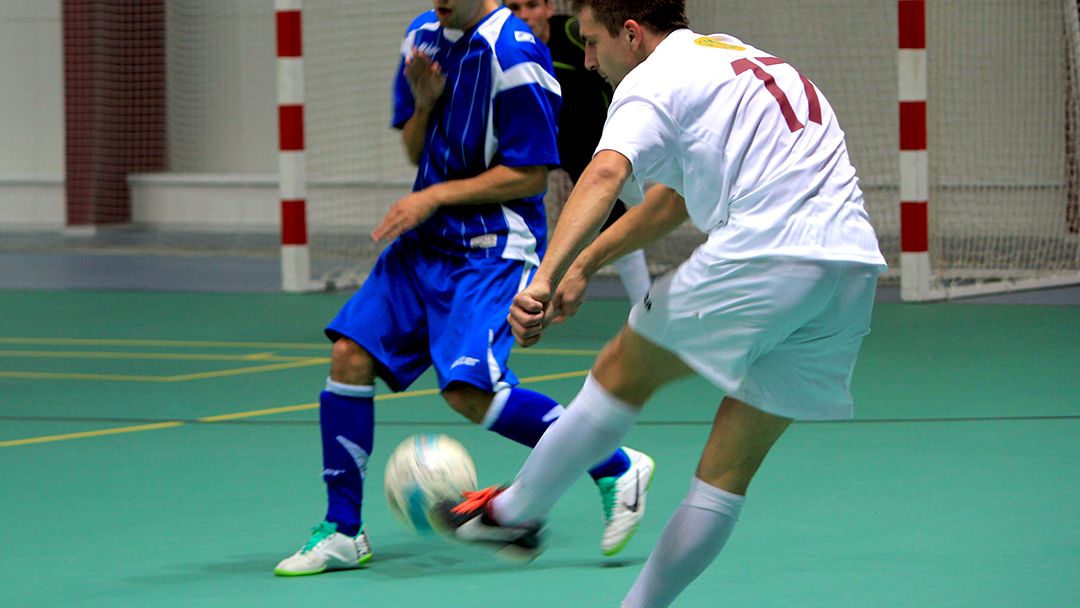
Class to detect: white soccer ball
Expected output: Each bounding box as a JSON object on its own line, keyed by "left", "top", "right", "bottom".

{"left": 384, "top": 433, "right": 478, "bottom": 535}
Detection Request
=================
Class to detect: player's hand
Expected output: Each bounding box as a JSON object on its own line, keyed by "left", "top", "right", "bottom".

{"left": 549, "top": 265, "right": 589, "bottom": 325}
{"left": 404, "top": 48, "right": 446, "bottom": 111}
{"left": 372, "top": 190, "right": 439, "bottom": 241}
{"left": 508, "top": 280, "right": 556, "bottom": 347}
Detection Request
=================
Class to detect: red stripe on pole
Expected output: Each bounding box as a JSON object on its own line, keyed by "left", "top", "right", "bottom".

{"left": 900, "top": 201, "right": 929, "bottom": 252}
{"left": 898, "top": 0, "right": 925, "bottom": 50}
{"left": 281, "top": 199, "right": 308, "bottom": 245}
{"left": 279, "top": 105, "right": 304, "bottom": 151}
{"left": 276, "top": 10, "right": 302, "bottom": 57}
{"left": 899, "top": 101, "right": 926, "bottom": 151}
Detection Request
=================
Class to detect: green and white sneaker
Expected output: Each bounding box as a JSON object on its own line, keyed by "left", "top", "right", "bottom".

{"left": 274, "top": 521, "right": 372, "bottom": 576}
{"left": 597, "top": 447, "right": 655, "bottom": 556}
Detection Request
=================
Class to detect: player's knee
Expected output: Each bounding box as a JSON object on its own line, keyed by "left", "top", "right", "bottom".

{"left": 592, "top": 326, "right": 690, "bottom": 405}
{"left": 329, "top": 337, "right": 375, "bottom": 385}
{"left": 441, "top": 384, "right": 492, "bottom": 424}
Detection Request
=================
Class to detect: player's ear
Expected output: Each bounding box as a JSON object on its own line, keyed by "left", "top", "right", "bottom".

{"left": 623, "top": 19, "right": 643, "bottom": 48}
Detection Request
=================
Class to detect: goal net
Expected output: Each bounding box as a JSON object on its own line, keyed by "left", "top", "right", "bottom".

{"left": 299, "top": 0, "right": 1080, "bottom": 296}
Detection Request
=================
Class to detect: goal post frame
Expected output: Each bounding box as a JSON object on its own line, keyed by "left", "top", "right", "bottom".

{"left": 276, "top": 0, "right": 316, "bottom": 292}
{"left": 898, "top": 0, "right": 1080, "bottom": 301}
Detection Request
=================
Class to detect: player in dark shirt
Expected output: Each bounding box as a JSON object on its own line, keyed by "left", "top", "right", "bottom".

{"left": 505, "top": 0, "right": 652, "bottom": 304}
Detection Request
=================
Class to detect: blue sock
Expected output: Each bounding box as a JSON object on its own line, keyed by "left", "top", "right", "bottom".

{"left": 320, "top": 379, "right": 375, "bottom": 537}
{"left": 484, "top": 387, "right": 630, "bottom": 481}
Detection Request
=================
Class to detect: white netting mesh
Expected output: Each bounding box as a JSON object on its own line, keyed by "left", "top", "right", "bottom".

{"left": 156, "top": 0, "right": 1079, "bottom": 290}
{"left": 925, "top": 0, "right": 1080, "bottom": 284}
{"left": 302, "top": 0, "right": 426, "bottom": 287}
{"left": 167, "top": 0, "right": 275, "bottom": 175}
{"left": 301, "top": 0, "right": 902, "bottom": 282}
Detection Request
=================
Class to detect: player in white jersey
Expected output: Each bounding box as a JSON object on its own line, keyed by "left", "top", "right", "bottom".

{"left": 441, "top": 0, "right": 887, "bottom": 605}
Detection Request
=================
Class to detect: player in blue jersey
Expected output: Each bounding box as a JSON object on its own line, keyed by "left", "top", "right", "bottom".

{"left": 274, "top": 0, "right": 656, "bottom": 576}
{"left": 505, "top": 0, "right": 652, "bottom": 305}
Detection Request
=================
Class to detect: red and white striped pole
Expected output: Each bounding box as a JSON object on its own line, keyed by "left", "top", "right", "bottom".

{"left": 899, "top": 0, "right": 930, "bottom": 300}
{"left": 277, "top": 0, "right": 311, "bottom": 292}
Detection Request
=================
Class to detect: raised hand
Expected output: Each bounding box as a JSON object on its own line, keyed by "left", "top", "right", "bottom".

{"left": 404, "top": 47, "right": 446, "bottom": 111}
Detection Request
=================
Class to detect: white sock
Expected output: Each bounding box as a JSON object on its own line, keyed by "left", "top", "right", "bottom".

{"left": 492, "top": 373, "right": 639, "bottom": 525}
{"left": 613, "top": 249, "right": 651, "bottom": 304}
{"left": 622, "top": 477, "right": 746, "bottom": 608}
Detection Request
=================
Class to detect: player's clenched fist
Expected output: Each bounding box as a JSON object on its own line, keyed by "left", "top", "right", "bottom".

{"left": 508, "top": 282, "right": 555, "bottom": 347}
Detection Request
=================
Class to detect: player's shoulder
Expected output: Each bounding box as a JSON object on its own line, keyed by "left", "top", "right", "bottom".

{"left": 400, "top": 11, "right": 443, "bottom": 57}
{"left": 479, "top": 8, "right": 551, "bottom": 69}
{"left": 624, "top": 30, "right": 751, "bottom": 91}
{"left": 404, "top": 10, "right": 440, "bottom": 35}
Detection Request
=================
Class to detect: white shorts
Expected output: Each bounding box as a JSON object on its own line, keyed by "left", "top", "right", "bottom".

{"left": 628, "top": 254, "right": 882, "bottom": 420}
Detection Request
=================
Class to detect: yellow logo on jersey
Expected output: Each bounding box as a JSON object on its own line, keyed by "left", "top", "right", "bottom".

{"left": 694, "top": 36, "right": 745, "bottom": 51}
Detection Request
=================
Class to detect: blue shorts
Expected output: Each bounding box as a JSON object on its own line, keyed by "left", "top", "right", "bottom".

{"left": 326, "top": 235, "right": 535, "bottom": 393}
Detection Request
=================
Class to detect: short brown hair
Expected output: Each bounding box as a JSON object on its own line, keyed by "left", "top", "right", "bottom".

{"left": 571, "top": 0, "right": 688, "bottom": 37}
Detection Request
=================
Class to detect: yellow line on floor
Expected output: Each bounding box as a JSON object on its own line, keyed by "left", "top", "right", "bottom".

{"left": 0, "top": 350, "right": 314, "bottom": 362}
{"left": 0, "top": 358, "right": 331, "bottom": 382}
{"left": 514, "top": 348, "right": 600, "bottom": 356}
{"left": 0, "top": 371, "right": 177, "bottom": 381}
{"left": 162, "top": 359, "right": 330, "bottom": 381}
{"left": 197, "top": 403, "right": 321, "bottom": 422}
{"left": 0, "top": 422, "right": 186, "bottom": 447}
{"left": 519, "top": 370, "right": 591, "bottom": 383}
{"left": 0, "top": 369, "right": 591, "bottom": 447}
{"left": 0, "top": 337, "right": 330, "bottom": 349}
{"left": 0, "top": 338, "right": 597, "bottom": 356}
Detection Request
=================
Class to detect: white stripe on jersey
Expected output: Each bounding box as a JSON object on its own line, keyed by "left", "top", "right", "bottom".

{"left": 477, "top": 9, "right": 561, "bottom": 166}
{"left": 400, "top": 21, "right": 442, "bottom": 58}
{"left": 496, "top": 61, "right": 561, "bottom": 96}
{"left": 500, "top": 205, "right": 541, "bottom": 267}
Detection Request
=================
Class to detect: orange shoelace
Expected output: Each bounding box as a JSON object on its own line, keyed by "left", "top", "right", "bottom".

{"left": 451, "top": 485, "right": 503, "bottom": 515}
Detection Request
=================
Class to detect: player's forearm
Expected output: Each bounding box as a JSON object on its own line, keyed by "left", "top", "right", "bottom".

{"left": 572, "top": 184, "right": 688, "bottom": 278}
{"left": 424, "top": 164, "right": 548, "bottom": 207}
{"left": 537, "top": 150, "right": 631, "bottom": 289}
{"left": 401, "top": 106, "right": 433, "bottom": 166}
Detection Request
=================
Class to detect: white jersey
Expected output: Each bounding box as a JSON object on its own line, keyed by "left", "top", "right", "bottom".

{"left": 596, "top": 29, "right": 886, "bottom": 267}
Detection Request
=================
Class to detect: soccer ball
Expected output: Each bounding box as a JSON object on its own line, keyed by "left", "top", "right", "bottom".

{"left": 384, "top": 433, "right": 478, "bottom": 535}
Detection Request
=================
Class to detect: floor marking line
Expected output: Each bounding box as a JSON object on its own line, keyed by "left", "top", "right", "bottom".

{"left": 0, "top": 337, "right": 601, "bottom": 356}
{"left": 0, "top": 358, "right": 330, "bottom": 382}
{"left": 0, "top": 337, "right": 330, "bottom": 349}
{"left": 0, "top": 371, "right": 174, "bottom": 381}
{"left": 162, "top": 359, "right": 330, "bottom": 381}
{"left": 0, "top": 350, "right": 313, "bottom": 362}
{"left": 0, "top": 422, "right": 186, "bottom": 447}
{"left": 518, "top": 370, "right": 590, "bottom": 383}
{"left": 512, "top": 348, "right": 600, "bottom": 355}
{"left": 0, "top": 369, "right": 592, "bottom": 447}
{"left": 198, "top": 403, "right": 319, "bottom": 422}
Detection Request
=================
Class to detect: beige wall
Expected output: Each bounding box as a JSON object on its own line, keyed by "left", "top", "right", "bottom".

{"left": 0, "top": 0, "right": 64, "bottom": 177}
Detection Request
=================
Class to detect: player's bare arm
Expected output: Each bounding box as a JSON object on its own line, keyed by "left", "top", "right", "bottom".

{"left": 552, "top": 184, "right": 687, "bottom": 323}
{"left": 401, "top": 48, "right": 447, "bottom": 165}
{"left": 508, "top": 150, "right": 630, "bottom": 346}
{"left": 372, "top": 164, "right": 548, "bottom": 241}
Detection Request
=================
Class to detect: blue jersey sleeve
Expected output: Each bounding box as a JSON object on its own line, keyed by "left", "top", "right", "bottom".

{"left": 391, "top": 12, "right": 438, "bottom": 130}
{"left": 392, "top": 55, "right": 414, "bottom": 129}
{"left": 490, "top": 23, "right": 561, "bottom": 168}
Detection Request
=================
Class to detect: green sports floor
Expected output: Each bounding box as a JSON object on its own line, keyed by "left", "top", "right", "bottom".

{"left": 1, "top": 289, "right": 1078, "bottom": 608}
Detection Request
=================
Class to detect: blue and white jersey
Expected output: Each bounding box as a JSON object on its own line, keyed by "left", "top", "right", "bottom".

{"left": 393, "top": 7, "right": 561, "bottom": 264}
